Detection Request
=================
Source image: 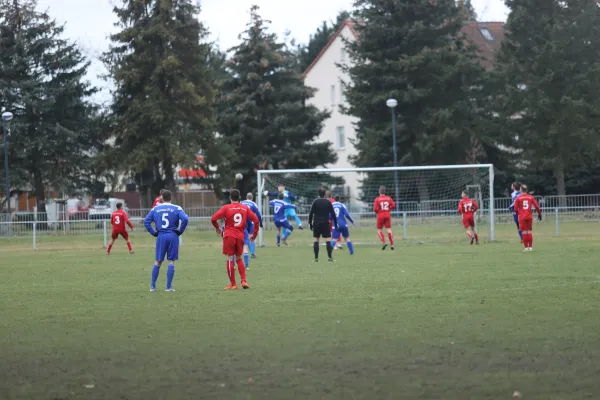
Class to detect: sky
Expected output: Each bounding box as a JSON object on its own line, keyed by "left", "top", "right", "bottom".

{"left": 35, "top": 0, "right": 510, "bottom": 102}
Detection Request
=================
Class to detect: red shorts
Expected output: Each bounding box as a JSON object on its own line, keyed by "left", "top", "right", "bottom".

{"left": 462, "top": 216, "right": 475, "bottom": 228}
{"left": 376, "top": 216, "right": 391, "bottom": 229}
{"left": 519, "top": 216, "right": 533, "bottom": 231}
{"left": 222, "top": 236, "right": 244, "bottom": 256}
{"left": 112, "top": 230, "right": 129, "bottom": 240}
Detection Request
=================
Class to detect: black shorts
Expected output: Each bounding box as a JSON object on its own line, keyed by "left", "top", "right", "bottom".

{"left": 312, "top": 222, "right": 331, "bottom": 239}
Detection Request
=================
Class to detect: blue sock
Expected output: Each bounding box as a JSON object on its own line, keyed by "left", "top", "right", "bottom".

{"left": 282, "top": 228, "right": 288, "bottom": 237}
{"left": 151, "top": 264, "right": 160, "bottom": 288}
{"left": 294, "top": 216, "right": 302, "bottom": 226}
{"left": 166, "top": 264, "right": 175, "bottom": 289}
{"left": 276, "top": 234, "right": 281, "bottom": 245}
{"left": 347, "top": 241, "right": 354, "bottom": 255}
{"left": 249, "top": 242, "right": 255, "bottom": 255}
{"left": 518, "top": 230, "right": 523, "bottom": 240}
{"left": 283, "top": 230, "right": 291, "bottom": 240}
{"left": 243, "top": 253, "right": 249, "bottom": 267}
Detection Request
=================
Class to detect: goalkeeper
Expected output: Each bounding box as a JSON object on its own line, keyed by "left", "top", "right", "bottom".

{"left": 264, "top": 184, "right": 303, "bottom": 230}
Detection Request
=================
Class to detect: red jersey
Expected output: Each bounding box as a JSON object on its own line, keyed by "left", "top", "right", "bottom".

{"left": 152, "top": 196, "right": 162, "bottom": 208}
{"left": 329, "top": 197, "right": 335, "bottom": 203}
{"left": 514, "top": 194, "right": 541, "bottom": 218}
{"left": 373, "top": 195, "right": 396, "bottom": 218}
{"left": 458, "top": 198, "right": 479, "bottom": 216}
{"left": 111, "top": 209, "right": 133, "bottom": 231}
{"left": 211, "top": 203, "right": 259, "bottom": 240}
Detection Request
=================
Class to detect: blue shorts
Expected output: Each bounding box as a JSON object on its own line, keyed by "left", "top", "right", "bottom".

{"left": 285, "top": 208, "right": 298, "bottom": 218}
{"left": 332, "top": 226, "right": 349, "bottom": 239}
{"left": 274, "top": 219, "right": 293, "bottom": 230}
{"left": 155, "top": 232, "right": 179, "bottom": 262}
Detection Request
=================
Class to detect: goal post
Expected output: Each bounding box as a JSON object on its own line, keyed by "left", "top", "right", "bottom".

{"left": 257, "top": 164, "right": 494, "bottom": 246}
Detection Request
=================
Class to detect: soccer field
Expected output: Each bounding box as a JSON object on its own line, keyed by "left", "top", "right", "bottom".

{"left": 1, "top": 223, "right": 600, "bottom": 399}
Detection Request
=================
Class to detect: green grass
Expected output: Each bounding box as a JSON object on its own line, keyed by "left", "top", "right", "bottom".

{"left": 1, "top": 223, "right": 600, "bottom": 399}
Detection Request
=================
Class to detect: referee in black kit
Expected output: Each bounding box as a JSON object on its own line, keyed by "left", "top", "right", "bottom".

{"left": 308, "top": 188, "right": 338, "bottom": 262}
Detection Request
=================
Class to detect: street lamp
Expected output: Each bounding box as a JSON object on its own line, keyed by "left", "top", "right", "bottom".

{"left": 2, "top": 111, "right": 13, "bottom": 219}
{"left": 385, "top": 99, "right": 400, "bottom": 204}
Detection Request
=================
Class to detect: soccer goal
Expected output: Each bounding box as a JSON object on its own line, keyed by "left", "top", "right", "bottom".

{"left": 256, "top": 165, "right": 495, "bottom": 246}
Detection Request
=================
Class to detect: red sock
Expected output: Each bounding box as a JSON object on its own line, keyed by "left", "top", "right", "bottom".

{"left": 523, "top": 234, "right": 529, "bottom": 248}
{"left": 387, "top": 232, "right": 394, "bottom": 246}
{"left": 474, "top": 234, "right": 479, "bottom": 242}
{"left": 236, "top": 258, "right": 246, "bottom": 281}
{"left": 529, "top": 234, "right": 533, "bottom": 248}
{"left": 106, "top": 243, "right": 113, "bottom": 254}
{"left": 466, "top": 231, "right": 473, "bottom": 238}
{"left": 126, "top": 241, "right": 133, "bottom": 252}
{"left": 226, "top": 261, "right": 236, "bottom": 285}
{"left": 337, "top": 237, "right": 342, "bottom": 244}
{"left": 377, "top": 231, "right": 385, "bottom": 243}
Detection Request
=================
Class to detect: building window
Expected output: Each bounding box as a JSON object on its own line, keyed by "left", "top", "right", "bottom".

{"left": 339, "top": 85, "right": 345, "bottom": 104}
{"left": 336, "top": 126, "right": 345, "bottom": 149}
{"left": 340, "top": 47, "right": 346, "bottom": 63}
{"left": 479, "top": 27, "right": 493, "bottom": 41}
{"left": 330, "top": 85, "right": 335, "bottom": 106}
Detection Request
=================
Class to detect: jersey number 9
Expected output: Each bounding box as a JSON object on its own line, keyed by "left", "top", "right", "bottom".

{"left": 233, "top": 213, "right": 243, "bottom": 226}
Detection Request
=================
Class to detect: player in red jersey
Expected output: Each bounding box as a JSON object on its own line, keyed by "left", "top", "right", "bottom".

{"left": 514, "top": 184, "right": 542, "bottom": 252}
{"left": 211, "top": 189, "right": 259, "bottom": 290}
{"left": 106, "top": 203, "right": 134, "bottom": 255}
{"left": 458, "top": 191, "right": 480, "bottom": 245}
{"left": 373, "top": 186, "right": 396, "bottom": 250}
{"left": 152, "top": 189, "right": 165, "bottom": 208}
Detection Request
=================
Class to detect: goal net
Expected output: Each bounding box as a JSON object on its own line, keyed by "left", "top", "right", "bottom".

{"left": 257, "top": 165, "right": 494, "bottom": 246}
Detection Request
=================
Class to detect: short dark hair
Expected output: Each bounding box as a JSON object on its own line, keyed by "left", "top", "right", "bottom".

{"left": 160, "top": 189, "right": 166, "bottom": 195}
{"left": 379, "top": 186, "right": 386, "bottom": 195}
{"left": 318, "top": 187, "right": 326, "bottom": 197}
{"left": 161, "top": 190, "right": 172, "bottom": 202}
{"left": 462, "top": 191, "right": 468, "bottom": 196}
{"left": 512, "top": 182, "right": 521, "bottom": 190}
{"left": 116, "top": 202, "right": 123, "bottom": 209}
{"left": 520, "top": 184, "right": 528, "bottom": 193}
{"left": 334, "top": 195, "right": 340, "bottom": 202}
{"left": 278, "top": 192, "right": 284, "bottom": 200}
{"left": 230, "top": 189, "right": 240, "bottom": 201}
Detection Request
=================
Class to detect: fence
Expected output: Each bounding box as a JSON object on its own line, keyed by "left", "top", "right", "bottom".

{"left": 1, "top": 194, "right": 599, "bottom": 249}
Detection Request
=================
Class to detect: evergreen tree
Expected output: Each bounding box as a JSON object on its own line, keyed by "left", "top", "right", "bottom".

{"left": 103, "top": 0, "right": 216, "bottom": 207}
{"left": 495, "top": 0, "right": 600, "bottom": 197}
{"left": 0, "top": 0, "right": 96, "bottom": 212}
{"left": 297, "top": 10, "right": 350, "bottom": 73}
{"left": 216, "top": 5, "right": 335, "bottom": 195}
{"left": 343, "top": 0, "right": 490, "bottom": 201}
{"left": 459, "top": 0, "right": 477, "bottom": 21}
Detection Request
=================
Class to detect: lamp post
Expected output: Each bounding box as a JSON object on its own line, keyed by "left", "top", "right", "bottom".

{"left": 385, "top": 99, "right": 400, "bottom": 203}
{"left": 2, "top": 112, "right": 13, "bottom": 221}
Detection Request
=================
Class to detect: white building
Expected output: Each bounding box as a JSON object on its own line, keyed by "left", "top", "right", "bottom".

{"left": 302, "top": 20, "right": 361, "bottom": 202}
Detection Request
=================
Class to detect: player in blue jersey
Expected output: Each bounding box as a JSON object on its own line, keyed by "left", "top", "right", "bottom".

{"left": 509, "top": 182, "right": 523, "bottom": 242}
{"left": 269, "top": 192, "right": 296, "bottom": 246}
{"left": 331, "top": 195, "right": 355, "bottom": 255}
{"left": 143, "top": 190, "right": 189, "bottom": 292}
{"left": 264, "top": 184, "right": 303, "bottom": 234}
{"left": 241, "top": 193, "right": 263, "bottom": 269}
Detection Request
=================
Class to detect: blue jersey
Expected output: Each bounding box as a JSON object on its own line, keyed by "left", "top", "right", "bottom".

{"left": 332, "top": 201, "right": 354, "bottom": 228}
{"left": 269, "top": 199, "right": 295, "bottom": 222}
{"left": 241, "top": 200, "right": 263, "bottom": 229}
{"left": 144, "top": 203, "right": 189, "bottom": 236}
{"left": 510, "top": 190, "right": 521, "bottom": 213}
{"left": 267, "top": 190, "right": 296, "bottom": 205}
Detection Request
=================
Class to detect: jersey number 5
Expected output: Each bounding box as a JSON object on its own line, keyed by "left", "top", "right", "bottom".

{"left": 161, "top": 213, "right": 169, "bottom": 228}
{"left": 523, "top": 200, "right": 529, "bottom": 209}
{"left": 114, "top": 216, "right": 120, "bottom": 224}
{"left": 233, "top": 213, "right": 243, "bottom": 226}
{"left": 381, "top": 202, "right": 389, "bottom": 210}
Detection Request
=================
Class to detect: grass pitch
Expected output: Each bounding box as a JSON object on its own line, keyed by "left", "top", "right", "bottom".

{"left": 1, "top": 223, "right": 600, "bottom": 399}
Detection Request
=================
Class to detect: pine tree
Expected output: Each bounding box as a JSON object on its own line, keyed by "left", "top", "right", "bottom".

{"left": 0, "top": 0, "right": 96, "bottom": 212}
{"left": 216, "top": 5, "right": 335, "bottom": 195}
{"left": 343, "top": 0, "right": 489, "bottom": 201}
{"left": 495, "top": 0, "right": 600, "bottom": 197}
{"left": 103, "top": 0, "right": 216, "bottom": 207}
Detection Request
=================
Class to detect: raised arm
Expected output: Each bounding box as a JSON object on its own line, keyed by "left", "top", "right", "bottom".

{"left": 143, "top": 210, "right": 157, "bottom": 236}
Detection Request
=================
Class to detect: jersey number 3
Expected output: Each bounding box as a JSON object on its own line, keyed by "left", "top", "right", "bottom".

{"left": 114, "top": 216, "right": 120, "bottom": 224}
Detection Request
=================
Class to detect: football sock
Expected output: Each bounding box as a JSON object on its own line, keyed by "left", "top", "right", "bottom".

{"left": 294, "top": 215, "right": 302, "bottom": 226}
{"left": 166, "top": 264, "right": 175, "bottom": 288}
{"left": 326, "top": 241, "right": 333, "bottom": 258}
{"left": 518, "top": 230, "right": 523, "bottom": 240}
{"left": 151, "top": 264, "right": 160, "bottom": 288}
{"left": 523, "top": 235, "right": 529, "bottom": 248}
{"left": 529, "top": 234, "right": 533, "bottom": 248}
{"left": 236, "top": 258, "right": 246, "bottom": 281}
{"left": 474, "top": 234, "right": 479, "bottom": 242}
{"left": 377, "top": 231, "right": 385, "bottom": 243}
{"left": 126, "top": 241, "right": 133, "bottom": 252}
{"left": 347, "top": 241, "right": 354, "bottom": 255}
{"left": 387, "top": 232, "right": 395, "bottom": 246}
{"left": 243, "top": 253, "right": 249, "bottom": 267}
{"left": 226, "top": 261, "right": 236, "bottom": 285}
{"left": 249, "top": 242, "right": 255, "bottom": 255}
{"left": 106, "top": 243, "right": 113, "bottom": 254}
{"left": 313, "top": 242, "right": 319, "bottom": 259}
{"left": 467, "top": 231, "right": 473, "bottom": 238}
{"left": 276, "top": 234, "right": 281, "bottom": 245}
{"left": 283, "top": 227, "right": 293, "bottom": 240}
